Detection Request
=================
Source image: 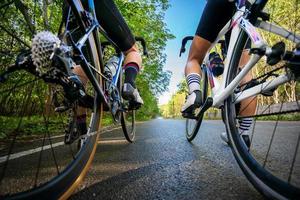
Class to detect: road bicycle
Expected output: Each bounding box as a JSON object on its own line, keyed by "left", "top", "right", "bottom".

{"left": 0, "top": 0, "right": 147, "bottom": 199}
{"left": 180, "top": 0, "right": 300, "bottom": 199}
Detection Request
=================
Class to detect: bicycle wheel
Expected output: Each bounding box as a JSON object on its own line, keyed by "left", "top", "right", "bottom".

{"left": 118, "top": 71, "right": 136, "bottom": 142}
{"left": 185, "top": 66, "right": 208, "bottom": 142}
{"left": 224, "top": 2, "right": 300, "bottom": 198}
{"left": 0, "top": 1, "right": 102, "bottom": 199}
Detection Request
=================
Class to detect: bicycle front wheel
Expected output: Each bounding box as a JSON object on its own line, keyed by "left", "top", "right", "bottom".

{"left": 186, "top": 65, "right": 208, "bottom": 142}
{"left": 224, "top": 12, "right": 300, "bottom": 199}
{"left": 0, "top": 1, "right": 102, "bottom": 199}
{"left": 121, "top": 110, "right": 136, "bottom": 142}
{"left": 118, "top": 72, "right": 136, "bottom": 143}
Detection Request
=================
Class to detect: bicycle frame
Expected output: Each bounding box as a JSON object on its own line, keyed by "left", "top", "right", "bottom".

{"left": 65, "top": 0, "right": 148, "bottom": 111}
{"left": 203, "top": 1, "right": 300, "bottom": 108}
{"left": 66, "top": 0, "right": 128, "bottom": 110}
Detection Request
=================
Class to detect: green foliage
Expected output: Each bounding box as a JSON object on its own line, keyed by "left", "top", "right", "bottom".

{"left": 136, "top": 77, "right": 160, "bottom": 119}
{"left": 160, "top": 0, "right": 300, "bottom": 120}
{"left": 0, "top": 115, "right": 65, "bottom": 139}
{"left": 114, "top": 0, "right": 174, "bottom": 94}
{"left": 176, "top": 78, "right": 188, "bottom": 94}
{"left": 159, "top": 91, "right": 185, "bottom": 118}
{"left": 113, "top": 0, "right": 174, "bottom": 118}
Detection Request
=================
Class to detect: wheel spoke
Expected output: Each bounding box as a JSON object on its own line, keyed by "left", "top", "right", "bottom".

{"left": 248, "top": 118, "right": 256, "bottom": 151}
{"left": 0, "top": 78, "right": 40, "bottom": 94}
{"left": 0, "top": 0, "right": 102, "bottom": 197}
{"left": 0, "top": 24, "right": 30, "bottom": 48}
{"left": 262, "top": 104, "right": 282, "bottom": 168}
{"left": 288, "top": 133, "right": 300, "bottom": 183}
{"left": 0, "top": 131, "right": 17, "bottom": 186}
{"left": 33, "top": 131, "right": 46, "bottom": 187}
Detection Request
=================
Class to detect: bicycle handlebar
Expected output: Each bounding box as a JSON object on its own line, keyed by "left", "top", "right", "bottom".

{"left": 135, "top": 36, "right": 149, "bottom": 57}
{"left": 179, "top": 36, "right": 194, "bottom": 57}
{"left": 179, "top": 36, "right": 227, "bottom": 59}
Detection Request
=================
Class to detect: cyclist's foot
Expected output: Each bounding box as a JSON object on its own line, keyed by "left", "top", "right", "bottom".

{"left": 122, "top": 83, "right": 144, "bottom": 109}
{"left": 181, "top": 90, "right": 202, "bottom": 118}
{"left": 220, "top": 131, "right": 251, "bottom": 148}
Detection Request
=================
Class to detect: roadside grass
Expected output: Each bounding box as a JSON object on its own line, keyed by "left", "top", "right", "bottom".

{"left": 257, "top": 113, "right": 300, "bottom": 121}
{"left": 0, "top": 113, "right": 153, "bottom": 140}
{"left": 0, "top": 116, "right": 66, "bottom": 139}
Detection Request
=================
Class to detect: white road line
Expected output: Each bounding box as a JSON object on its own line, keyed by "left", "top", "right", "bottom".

{"left": 0, "top": 127, "right": 123, "bottom": 164}
{"left": 0, "top": 142, "right": 64, "bottom": 164}
{"left": 98, "top": 139, "right": 127, "bottom": 144}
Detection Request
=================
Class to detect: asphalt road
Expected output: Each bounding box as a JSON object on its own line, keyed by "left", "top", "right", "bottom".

{"left": 2, "top": 119, "right": 299, "bottom": 199}
{"left": 70, "top": 119, "right": 264, "bottom": 200}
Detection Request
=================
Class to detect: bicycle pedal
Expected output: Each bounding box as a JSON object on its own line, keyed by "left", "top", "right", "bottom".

{"left": 182, "top": 112, "right": 197, "bottom": 119}
{"left": 128, "top": 102, "right": 141, "bottom": 110}
{"left": 64, "top": 131, "right": 79, "bottom": 145}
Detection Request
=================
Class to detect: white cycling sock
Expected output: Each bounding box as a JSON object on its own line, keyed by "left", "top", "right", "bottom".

{"left": 238, "top": 117, "right": 253, "bottom": 134}
{"left": 186, "top": 73, "right": 201, "bottom": 94}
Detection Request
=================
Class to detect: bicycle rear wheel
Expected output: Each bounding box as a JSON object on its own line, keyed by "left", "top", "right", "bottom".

{"left": 185, "top": 65, "right": 208, "bottom": 142}
{"left": 224, "top": 2, "right": 300, "bottom": 197}
{"left": 0, "top": 1, "right": 102, "bottom": 199}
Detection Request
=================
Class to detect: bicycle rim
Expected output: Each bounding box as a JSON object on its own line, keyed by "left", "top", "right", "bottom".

{"left": 0, "top": 1, "right": 102, "bottom": 199}
{"left": 224, "top": 23, "right": 300, "bottom": 199}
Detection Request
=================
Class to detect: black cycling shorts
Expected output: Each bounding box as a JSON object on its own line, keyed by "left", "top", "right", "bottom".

{"left": 196, "top": 0, "right": 251, "bottom": 51}
{"left": 81, "top": 0, "right": 135, "bottom": 52}
{"left": 196, "top": 0, "right": 235, "bottom": 43}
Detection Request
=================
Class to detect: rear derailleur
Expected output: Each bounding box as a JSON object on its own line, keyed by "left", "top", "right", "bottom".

{"left": 0, "top": 31, "right": 93, "bottom": 112}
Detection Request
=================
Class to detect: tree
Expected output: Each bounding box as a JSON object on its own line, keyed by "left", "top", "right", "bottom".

{"left": 0, "top": 0, "right": 174, "bottom": 119}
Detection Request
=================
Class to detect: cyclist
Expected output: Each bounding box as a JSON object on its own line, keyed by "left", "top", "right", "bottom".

{"left": 70, "top": 0, "right": 143, "bottom": 137}
{"left": 181, "top": 0, "right": 256, "bottom": 146}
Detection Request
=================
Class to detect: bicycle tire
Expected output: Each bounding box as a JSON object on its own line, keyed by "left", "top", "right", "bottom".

{"left": 118, "top": 70, "right": 136, "bottom": 143}
{"left": 185, "top": 66, "right": 208, "bottom": 142}
{"left": 0, "top": 2, "right": 103, "bottom": 199}
{"left": 224, "top": 29, "right": 300, "bottom": 199}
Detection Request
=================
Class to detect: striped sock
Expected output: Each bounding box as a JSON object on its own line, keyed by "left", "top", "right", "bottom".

{"left": 186, "top": 73, "right": 201, "bottom": 94}
{"left": 238, "top": 117, "right": 253, "bottom": 134}
{"left": 124, "top": 62, "right": 139, "bottom": 88}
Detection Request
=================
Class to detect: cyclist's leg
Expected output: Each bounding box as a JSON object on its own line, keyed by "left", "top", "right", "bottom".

{"left": 182, "top": 0, "right": 235, "bottom": 116}
{"left": 94, "top": 0, "right": 143, "bottom": 106}
{"left": 221, "top": 48, "right": 256, "bottom": 146}
{"left": 237, "top": 50, "right": 257, "bottom": 146}
{"left": 238, "top": 50, "right": 257, "bottom": 118}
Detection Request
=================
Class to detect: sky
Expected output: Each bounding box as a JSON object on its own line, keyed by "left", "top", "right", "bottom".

{"left": 158, "top": 0, "right": 206, "bottom": 105}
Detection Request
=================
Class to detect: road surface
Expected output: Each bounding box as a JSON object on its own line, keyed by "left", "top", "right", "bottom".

{"left": 2, "top": 119, "right": 299, "bottom": 199}
{"left": 71, "top": 119, "right": 264, "bottom": 200}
